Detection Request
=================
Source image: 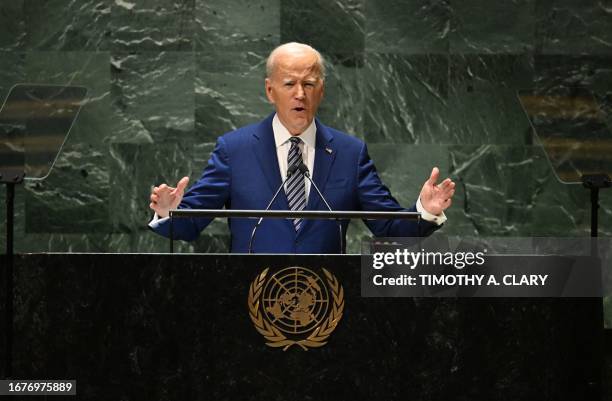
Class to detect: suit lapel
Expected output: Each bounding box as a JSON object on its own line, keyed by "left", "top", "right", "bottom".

{"left": 252, "top": 114, "right": 289, "bottom": 210}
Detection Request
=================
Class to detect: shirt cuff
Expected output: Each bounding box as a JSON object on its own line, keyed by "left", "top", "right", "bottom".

{"left": 148, "top": 213, "right": 169, "bottom": 228}
{"left": 416, "top": 197, "right": 447, "bottom": 226}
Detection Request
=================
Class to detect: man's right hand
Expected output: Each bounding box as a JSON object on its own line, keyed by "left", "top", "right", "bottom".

{"left": 149, "top": 176, "right": 190, "bottom": 218}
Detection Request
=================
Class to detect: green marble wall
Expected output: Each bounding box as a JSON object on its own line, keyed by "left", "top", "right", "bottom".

{"left": 1, "top": 0, "right": 611, "bottom": 259}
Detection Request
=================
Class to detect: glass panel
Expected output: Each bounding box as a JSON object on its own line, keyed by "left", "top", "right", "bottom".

{"left": 517, "top": 88, "right": 612, "bottom": 184}
{"left": 0, "top": 84, "right": 88, "bottom": 180}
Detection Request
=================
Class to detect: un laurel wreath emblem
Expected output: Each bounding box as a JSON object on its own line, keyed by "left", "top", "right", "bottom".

{"left": 248, "top": 266, "right": 345, "bottom": 351}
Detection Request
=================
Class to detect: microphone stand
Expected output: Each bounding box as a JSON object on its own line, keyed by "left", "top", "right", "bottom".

{"left": 298, "top": 164, "right": 344, "bottom": 254}
{"left": 248, "top": 164, "right": 299, "bottom": 253}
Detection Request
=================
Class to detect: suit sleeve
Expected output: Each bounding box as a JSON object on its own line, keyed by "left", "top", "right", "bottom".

{"left": 356, "top": 142, "right": 440, "bottom": 238}
{"left": 150, "top": 136, "right": 231, "bottom": 241}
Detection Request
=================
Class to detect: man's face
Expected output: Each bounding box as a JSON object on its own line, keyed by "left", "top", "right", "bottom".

{"left": 265, "top": 50, "right": 324, "bottom": 135}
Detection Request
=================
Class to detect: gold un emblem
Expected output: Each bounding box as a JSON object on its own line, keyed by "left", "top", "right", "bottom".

{"left": 248, "top": 267, "right": 345, "bottom": 351}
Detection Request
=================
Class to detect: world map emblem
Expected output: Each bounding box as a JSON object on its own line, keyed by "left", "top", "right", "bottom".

{"left": 248, "top": 267, "right": 345, "bottom": 350}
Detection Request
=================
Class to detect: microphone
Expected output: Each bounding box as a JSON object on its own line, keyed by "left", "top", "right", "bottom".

{"left": 248, "top": 164, "right": 300, "bottom": 253}
{"left": 297, "top": 163, "right": 344, "bottom": 254}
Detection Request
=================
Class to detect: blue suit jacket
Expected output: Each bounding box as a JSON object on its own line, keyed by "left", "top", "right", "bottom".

{"left": 151, "top": 114, "right": 440, "bottom": 253}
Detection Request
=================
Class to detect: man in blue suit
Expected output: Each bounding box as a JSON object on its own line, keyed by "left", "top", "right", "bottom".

{"left": 149, "top": 42, "right": 455, "bottom": 253}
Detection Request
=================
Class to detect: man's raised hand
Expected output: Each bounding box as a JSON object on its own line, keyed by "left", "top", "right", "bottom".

{"left": 419, "top": 167, "right": 455, "bottom": 216}
{"left": 149, "top": 176, "right": 189, "bottom": 218}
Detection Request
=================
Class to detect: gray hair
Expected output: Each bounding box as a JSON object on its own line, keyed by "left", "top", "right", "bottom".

{"left": 265, "top": 42, "right": 326, "bottom": 80}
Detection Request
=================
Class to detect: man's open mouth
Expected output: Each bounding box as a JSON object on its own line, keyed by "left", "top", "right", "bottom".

{"left": 293, "top": 107, "right": 305, "bottom": 112}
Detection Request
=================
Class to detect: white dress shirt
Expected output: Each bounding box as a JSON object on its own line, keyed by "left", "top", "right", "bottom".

{"left": 272, "top": 113, "right": 315, "bottom": 200}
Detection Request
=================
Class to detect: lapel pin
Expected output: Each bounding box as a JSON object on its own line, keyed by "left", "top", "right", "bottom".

{"left": 325, "top": 147, "right": 333, "bottom": 154}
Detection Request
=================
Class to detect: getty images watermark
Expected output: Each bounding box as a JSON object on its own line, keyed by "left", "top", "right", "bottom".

{"left": 361, "top": 237, "right": 611, "bottom": 297}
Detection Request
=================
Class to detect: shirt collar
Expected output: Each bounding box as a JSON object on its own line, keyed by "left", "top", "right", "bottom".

{"left": 272, "top": 113, "right": 317, "bottom": 149}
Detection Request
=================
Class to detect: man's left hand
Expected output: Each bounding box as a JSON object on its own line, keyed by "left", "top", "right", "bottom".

{"left": 419, "top": 167, "right": 455, "bottom": 216}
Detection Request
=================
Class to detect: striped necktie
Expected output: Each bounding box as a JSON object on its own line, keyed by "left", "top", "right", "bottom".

{"left": 285, "top": 137, "right": 307, "bottom": 231}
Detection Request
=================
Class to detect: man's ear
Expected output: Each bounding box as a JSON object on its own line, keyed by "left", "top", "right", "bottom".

{"left": 265, "top": 78, "right": 275, "bottom": 104}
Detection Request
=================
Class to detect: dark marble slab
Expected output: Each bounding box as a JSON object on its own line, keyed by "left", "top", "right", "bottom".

{"left": 363, "top": 53, "right": 449, "bottom": 144}
{"left": 24, "top": 0, "right": 111, "bottom": 51}
{"left": 111, "top": 51, "right": 195, "bottom": 143}
{"left": 195, "top": 50, "right": 271, "bottom": 142}
{"left": 534, "top": 54, "right": 612, "bottom": 122}
{"left": 110, "top": 0, "right": 194, "bottom": 51}
{"left": 195, "top": 0, "right": 280, "bottom": 52}
{"left": 107, "top": 141, "right": 231, "bottom": 252}
{"left": 447, "top": 55, "right": 534, "bottom": 145}
{"left": 535, "top": 0, "right": 612, "bottom": 55}
{"left": 365, "top": 0, "right": 449, "bottom": 54}
{"left": 450, "top": 0, "right": 535, "bottom": 54}
{"left": 280, "top": 0, "right": 365, "bottom": 65}
{"left": 450, "top": 54, "right": 535, "bottom": 93}
{"left": 530, "top": 168, "right": 593, "bottom": 236}
{"left": 0, "top": 52, "right": 25, "bottom": 109}
{"left": 445, "top": 145, "right": 539, "bottom": 236}
{"left": 445, "top": 89, "right": 531, "bottom": 146}
{"left": 316, "top": 52, "right": 365, "bottom": 137}
{"left": 6, "top": 253, "right": 602, "bottom": 400}
{"left": 0, "top": 1, "right": 25, "bottom": 52}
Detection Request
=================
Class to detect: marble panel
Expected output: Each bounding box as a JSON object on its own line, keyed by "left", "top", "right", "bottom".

{"left": 445, "top": 145, "right": 539, "bottom": 236}
{"left": 314, "top": 52, "right": 364, "bottom": 137}
{"left": 110, "top": 0, "right": 195, "bottom": 51}
{"left": 111, "top": 51, "right": 195, "bottom": 143}
{"left": 602, "top": 190, "right": 612, "bottom": 237}
{"left": 106, "top": 232, "right": 200, "bottom": 253}
{"left": 536, "top": 0, "right": 612, "bottom": 55}
{"left": 24, "top": 0, "right": 111, "bottom": 51}
{"left": 0, "top": 0, "right": 25, "bottom": 51}
{"left": 108, "top": 141, "right": 230, "bottom": 251}
{"left": 280, "top": 0, "right": 365, "bottom": 65}
{"left": 24, "top": 148, "right": 110, "bottom": 233}
{"left": 447, "top": 56, "right": 534, "bottom": 145}
{"left": 195, "top": 0, "right": 280, "bottom": 52}
{"left": 534, "top": 55, "right": 612, "bottom": 125}
{"left": 530, "top": 164, "right": 612, "bottom": 237}
{"left": 362, "top": 53, "right": 449, "bottom": 144}
{"left": 0, "top": 52, "right": 25, "bottom": 109}
{"left": 15, "top": 232, "right": 201, "bottom": 254}
{"left": 195, "top": 50, "right": 270, "bottom": 142}
{"left": 365, "top": 0, "right": 449, "bottom": 54}
{"left": 0, "top": 188, "right": 113, "bottom": 253}
{"left": 18, "top": 233, "right": 114, "bottom": 253}
{"left": 449, "top": 0, "right": 535, "bottom": 54}
{"left": 451, "top": 54, "right": 535, "bottom": 91}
